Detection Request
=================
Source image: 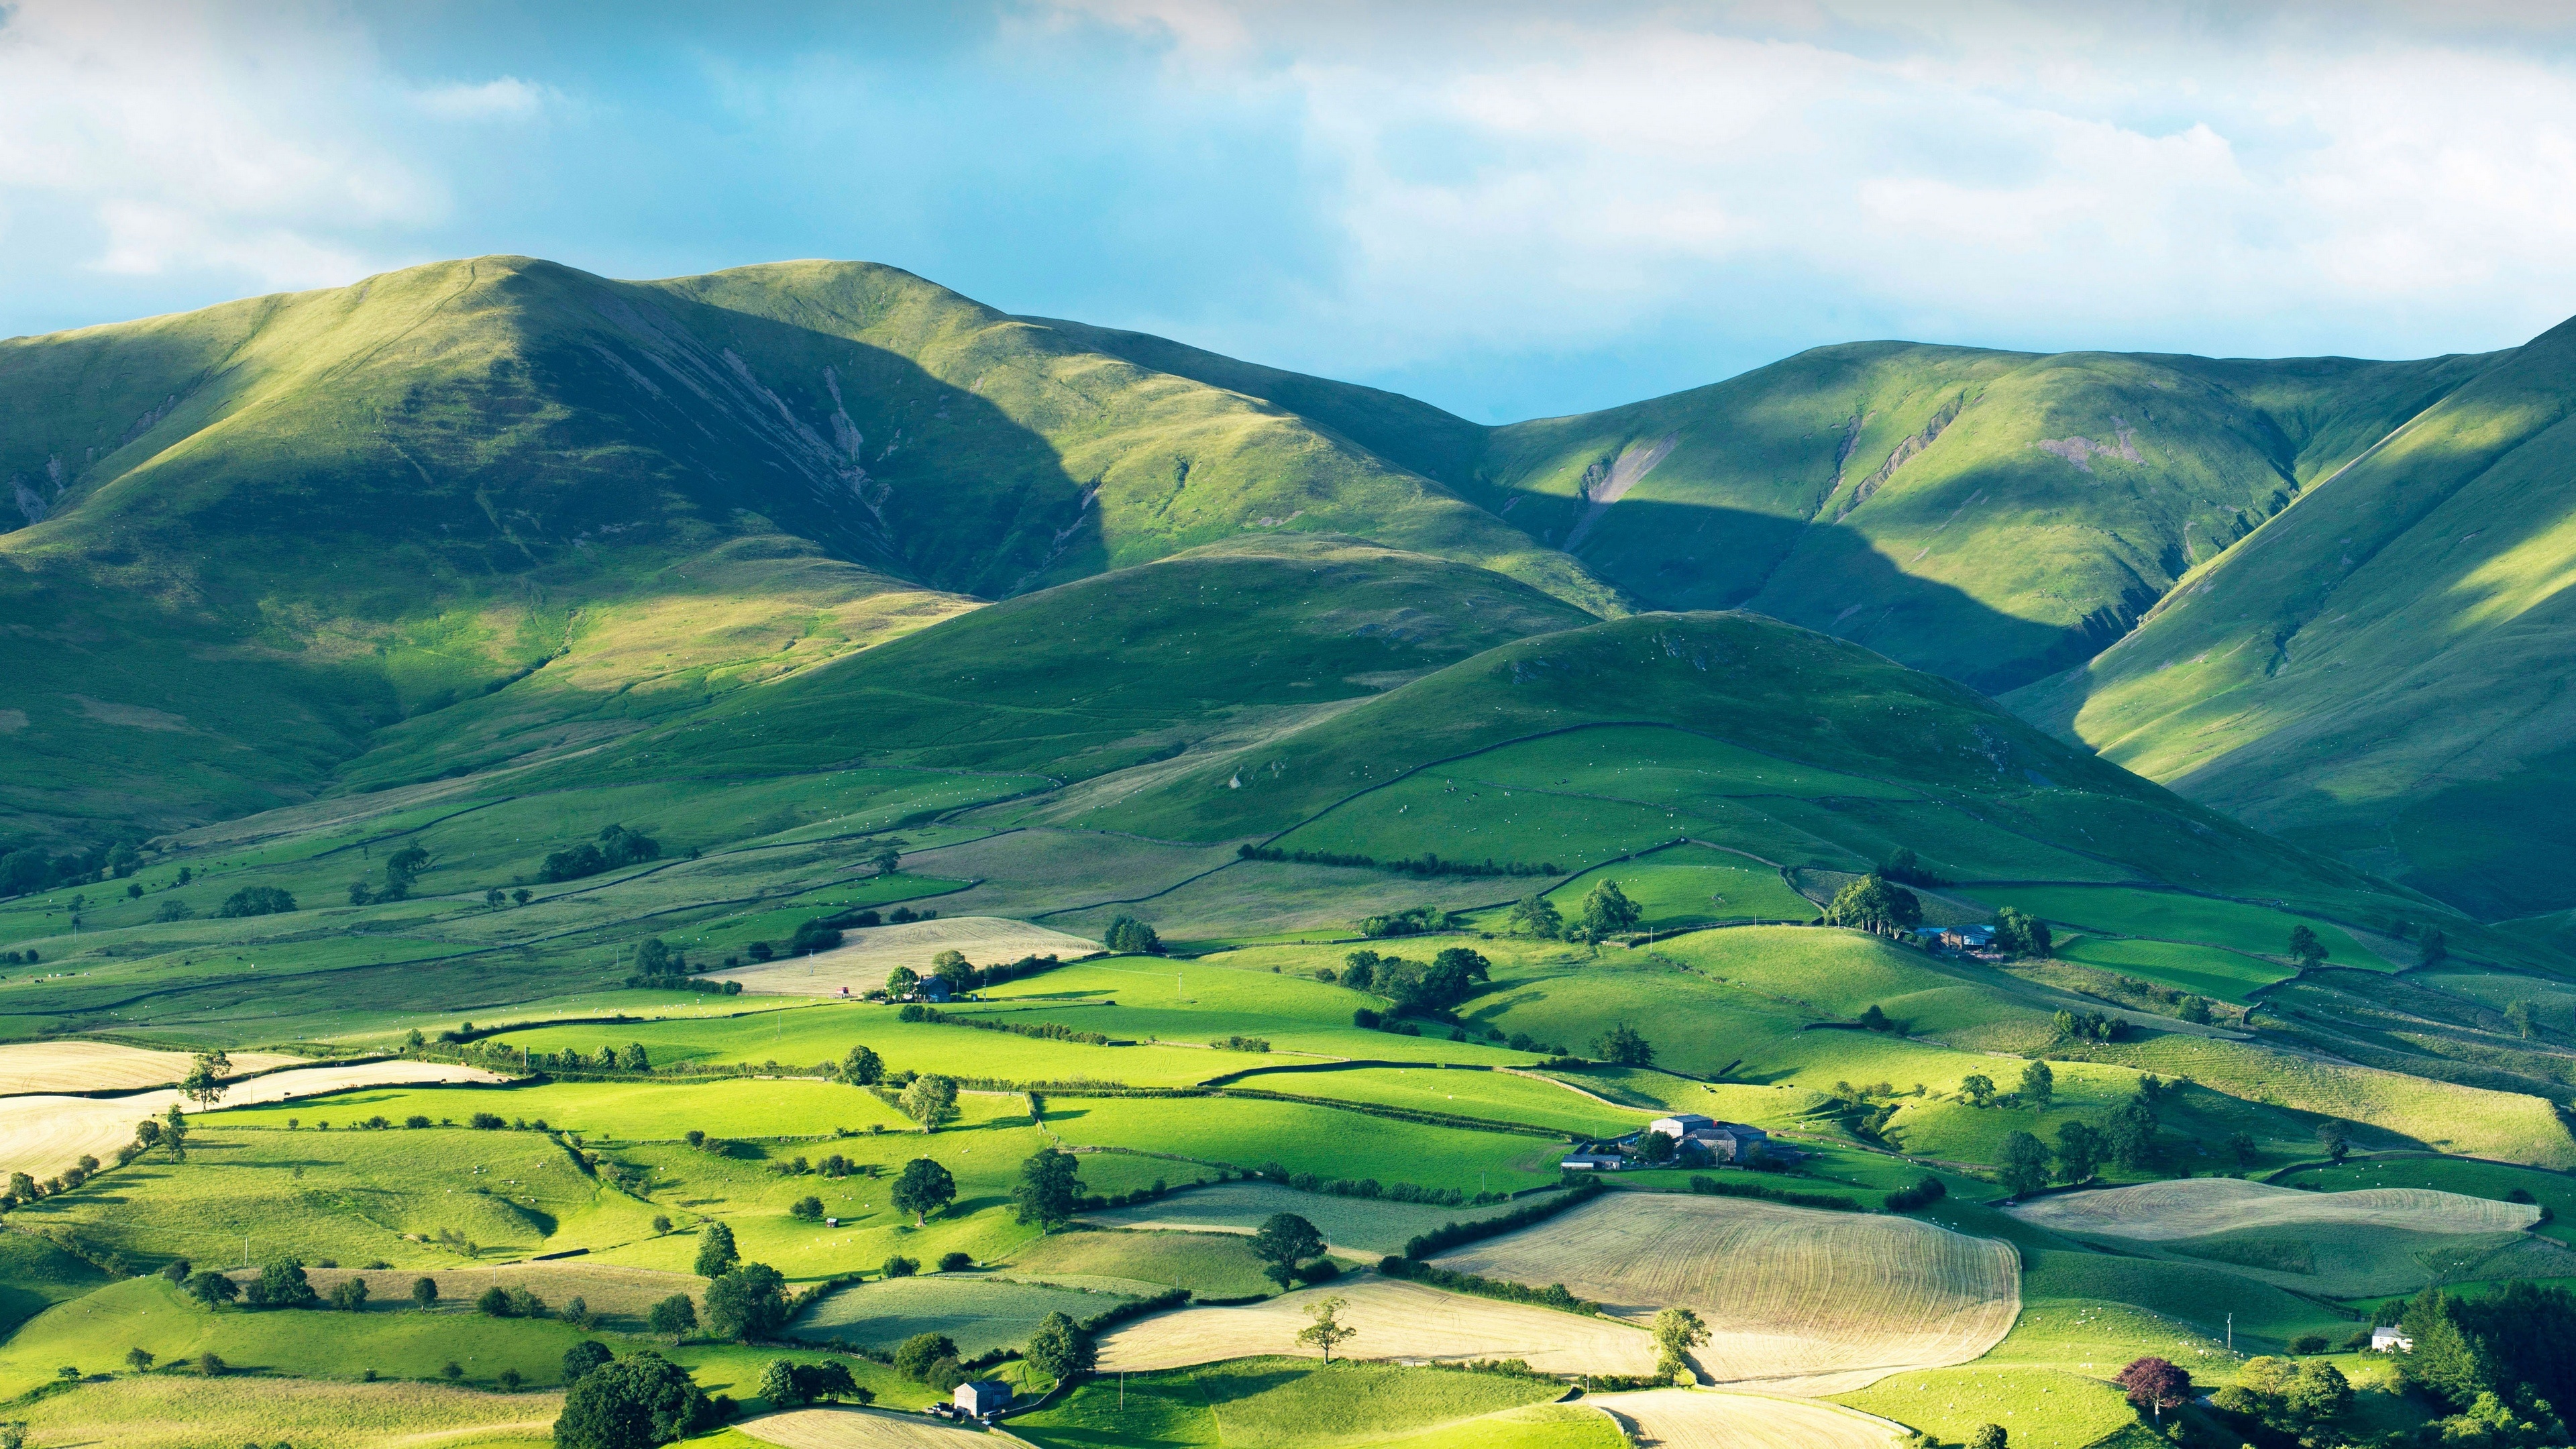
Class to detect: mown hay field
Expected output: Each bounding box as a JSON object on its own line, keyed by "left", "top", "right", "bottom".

{"left": 788, "top": 1274, "right": 1125, "bottom": 1355}
{"left": 728, "top": 918, "right": 1101, "bottom": 996}
{"left": 1434, "top": 1193, "right": 2019, "bottom": 1395}
{"left": 734, "top": 1405, "right": 999, "bottom": 1449}
{"left": 1586, "top": 1389, "right": 1904, "bottom": 1449}
{"left": 0, "top": 1040, "right": 305, "bottom": 1094}
{"left": 10, "top": 1374, "right": 557, "bottom": 1449}
{"left": 1081, "top": 1181, "right": 1571, "bottom": 1257}
{"left": 2008, "top": 1178, "right": 2541, "bottom": 1241}
{"left": 0, "top": 1059, "right": 506, "bottom": 1181}
{"left": 1094, "top": 1278, "right": 1658, "bottom": 1376}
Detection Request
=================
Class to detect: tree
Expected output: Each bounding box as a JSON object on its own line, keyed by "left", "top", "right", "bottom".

{"left": 2116, "top": 1356, "right": 2192, "bottom": 1421}
{"left": 186, "top": 1263, "right": 239, "bottom": 1309}
{"left": 693, "top": 1222, "right": 739, "bottom": 1279}
{"left": 895, "top": 1332, "right": 960, "bottom": 1382}
{"left": 1998, "top": 1132, "right": 2052, "bottom": 1199}
{"left": 647, "top": 1294, "right": 698, "bottom": 1343}
{"left": 1651, "top": 1306, "right": 1709, "bottom": 1379}
{"left": 1297, "top": 1294, "right": 1358, "bottom": 1363}
{"left": 757, "top": 1358, "right": 805, "bottom": 1408}
{"left": 839, "top": 1045, "right": 883, "bottom": 1086}
{"left": 2054, "top": 1121, "right": 2104, "bottom": 1184}
{"left": 2316, "top": 1119, "right": 2351, "bottom": 1165}
{"left": 2287, "top": 924, "right": 2326, "bottom": 967}
{"left": 412, "top": 1277, "right": 439, "bottom": 1309}
{"left": 1576, "top": 879, "right": 1642, "bottom": 943}
{"left": 2017, "top": 1059, "right": 2053, "bottom": 1109}
{"left": 1250, "top": 1212, "right": 1326, "bottom": 1289}
{"left": 2418, "top": 926, "right": 2448, "bottom": 968}
{"left": 1966, "top": 1426, "right": 2006, "bottom": 1449}
{"left": 1959, "top": 1073, "right": 1995, "bottom": 1108}
{"left": 1026, "top": 1310, "right": 1095, "bottom": 1383}
{"left": 180, "top": 1049, "right": 231, "bottom": 1109}
{"left": 1505, "top": 894, "right": 1562, "bottom": 940}
{"left": 1013, "top": 1148, "right": 1085, "bottom": 1233}
{"left": 551, "top": 1350, "right": 712, "bottom": 1449}
{"left": 899, "top": 1074, "right": 959, "bottom": 1132}
{"left": 704, "top": 1263, "right": 790, "bottom": 1342}
{"left": 1592, "top": 1022, "right": 1655, "bottom": 1067}
{"left": 564, "top": 1341, "right": 615, "bottom": 1382}
{"left": 1104, "top": 915, "right": 1165, "bottom": 955}
{"left": 892, "top": 1157, "right": 957, "bottom": 1225}
{"left": 1825, "top": 875, "right": 1921, "bottom": 934}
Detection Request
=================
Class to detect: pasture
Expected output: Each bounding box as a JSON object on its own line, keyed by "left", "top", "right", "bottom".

{"left": 1080, "top": 1181, "right": 1572, "bottom": 1257}
{"left": 1588, "top": 1389, "right": 1904, "bottom": 1449}
{"left": 1012, "top": 1356, "right": 1572, "bottom": 1449}
{"left": 1968, "top": 885, "right": 2394, "bottom": 968}
{"left": 1094, "top": 1278, "right": 1658, "bottom": 1375}
{"left": 998, "top": 1227, "right": 1280, "bottom": 1298}
{"left": 788, "top": 1275, "right": 1122, "bottom": 1355}
{"left": 1434, "top": 1193, "right": 2019, "bottom": 1395}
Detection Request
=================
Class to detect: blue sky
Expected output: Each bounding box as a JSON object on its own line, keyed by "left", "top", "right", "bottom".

{"left": 7, "top": 1, "right": 2576, "bottom": 421}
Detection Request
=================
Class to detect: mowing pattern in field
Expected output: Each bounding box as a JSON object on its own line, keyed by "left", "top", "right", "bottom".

{"left": 1585, "top": 1389, "right": 1904, "bottom": 1449}
{"left": 1434, "top": 1194, "right": 2019, "bottom": 1395}
{"left": 1094, "top": 1278, "right": 1658, "bottom": 1375}
{"left": 0, "top": 1060, "right": 506, "bottom": 1181}
{"left": 0, "top": 1041, "right": 306, "bottom": 1095}
{"left": 729, "top": 918, "right": 1101, "bottom": 995}
{"left": 735, "top": 1405, "right": 997, "bottom": 1449}
{"left": 788, "top": 1275, "right": 1126, "bottom": 1356}
{"left": 1081, "top": 1182, "right": 1571, "bottom": 1257}
{"left": 2007, "top": 1178, "right": 2542, "bottom": 1240}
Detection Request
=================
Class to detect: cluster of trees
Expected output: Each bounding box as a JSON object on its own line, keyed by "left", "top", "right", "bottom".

{"left": 1356, "top": 904, "right": 1457, "bottom": 939}
{"left": 217, "top": 886, "right": 297, "bottom": 918}
{"left": 0, "top": 838, "right": 142, "bottom": 897}
{"left": 1338, "top": 946, "right": 1491, "bottom": 1016}
{"left": 1103, "top": 915, "right": 1165, "bottom": 955}
{"left": 1234, "top": 843, "right": 1563, "bottom": 878}
{"left": 1503, "top": 880, "right": 1643, "bottom": 943}
{"left": 539, "top": 823, "right": 663, "bottom": 883}
{"left": 1824, "top": 874, "right": 1921, "bottom": 934}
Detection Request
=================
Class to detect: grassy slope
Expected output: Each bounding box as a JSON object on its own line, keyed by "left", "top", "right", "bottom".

{"left": 1477, "top": 343, "right": 2489, "bottom": 693}
{"left": 2009, "top": 318, "right": 2576, "bottom": 918}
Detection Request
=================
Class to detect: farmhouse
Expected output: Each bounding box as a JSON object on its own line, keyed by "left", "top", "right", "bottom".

{"left": 2371, "top": 1326, "right": 2414, "bottom": 1352}
{"left": 955, "top": 1381, "right": 1011, "bottom": 1417}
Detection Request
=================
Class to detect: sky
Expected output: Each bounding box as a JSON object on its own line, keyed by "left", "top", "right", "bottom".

{"left": 7, "top": 1, "right": 2576, "bottom": 422}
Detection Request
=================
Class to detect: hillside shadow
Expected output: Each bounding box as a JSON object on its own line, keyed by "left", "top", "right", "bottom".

{"left": 1562, "top": 496, "right": 2122, "bottom": 694}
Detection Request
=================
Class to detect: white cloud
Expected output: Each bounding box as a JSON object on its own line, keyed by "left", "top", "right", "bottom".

{"left": 414, "top": 76, "right": 551, "bottom": 121}
{"left": 0, "top": 1, "right": 441, "bottom": 291}
{"left": 1046, "top": 1, "right": 2576, "bottom": 373}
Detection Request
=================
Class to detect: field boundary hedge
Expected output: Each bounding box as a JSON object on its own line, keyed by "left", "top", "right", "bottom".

{"left": 1404, "top": 1177, "right": 1607, "bottom": 1258}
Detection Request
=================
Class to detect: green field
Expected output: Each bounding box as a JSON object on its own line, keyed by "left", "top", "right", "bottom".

{"left": 1012, "top": 1356, "right": 1572, "bottom": 1449}
{"left": 1970, "top": 886, "right": 2394, "bottom": 969}
{"left": 787, "top": 1275, "right": 1124, "bottom": 1354}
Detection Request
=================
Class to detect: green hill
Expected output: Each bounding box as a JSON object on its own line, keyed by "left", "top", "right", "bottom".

{"left": 2009, "top": 319, "right": 2576, "bottom": 919}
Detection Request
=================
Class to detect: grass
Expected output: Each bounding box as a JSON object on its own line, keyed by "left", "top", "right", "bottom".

{"left": 1011, "top": 1356, "right": 1567, "bottom": 1449}
{"left": 1080, "top": 1182, "right": 1570, "bottom": 1257}
{"left": 2051, "top": 933, "right": 2292, "bottom": 1004}
{"left": 1970, "top": 885, "right": 2393, "bottom": 969}
{"left": 997, "top": 1228, "right": 1282, "bottom": 1299}
{"left": 786, "top": 1274, "right": 1124, "bottom": 1354}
